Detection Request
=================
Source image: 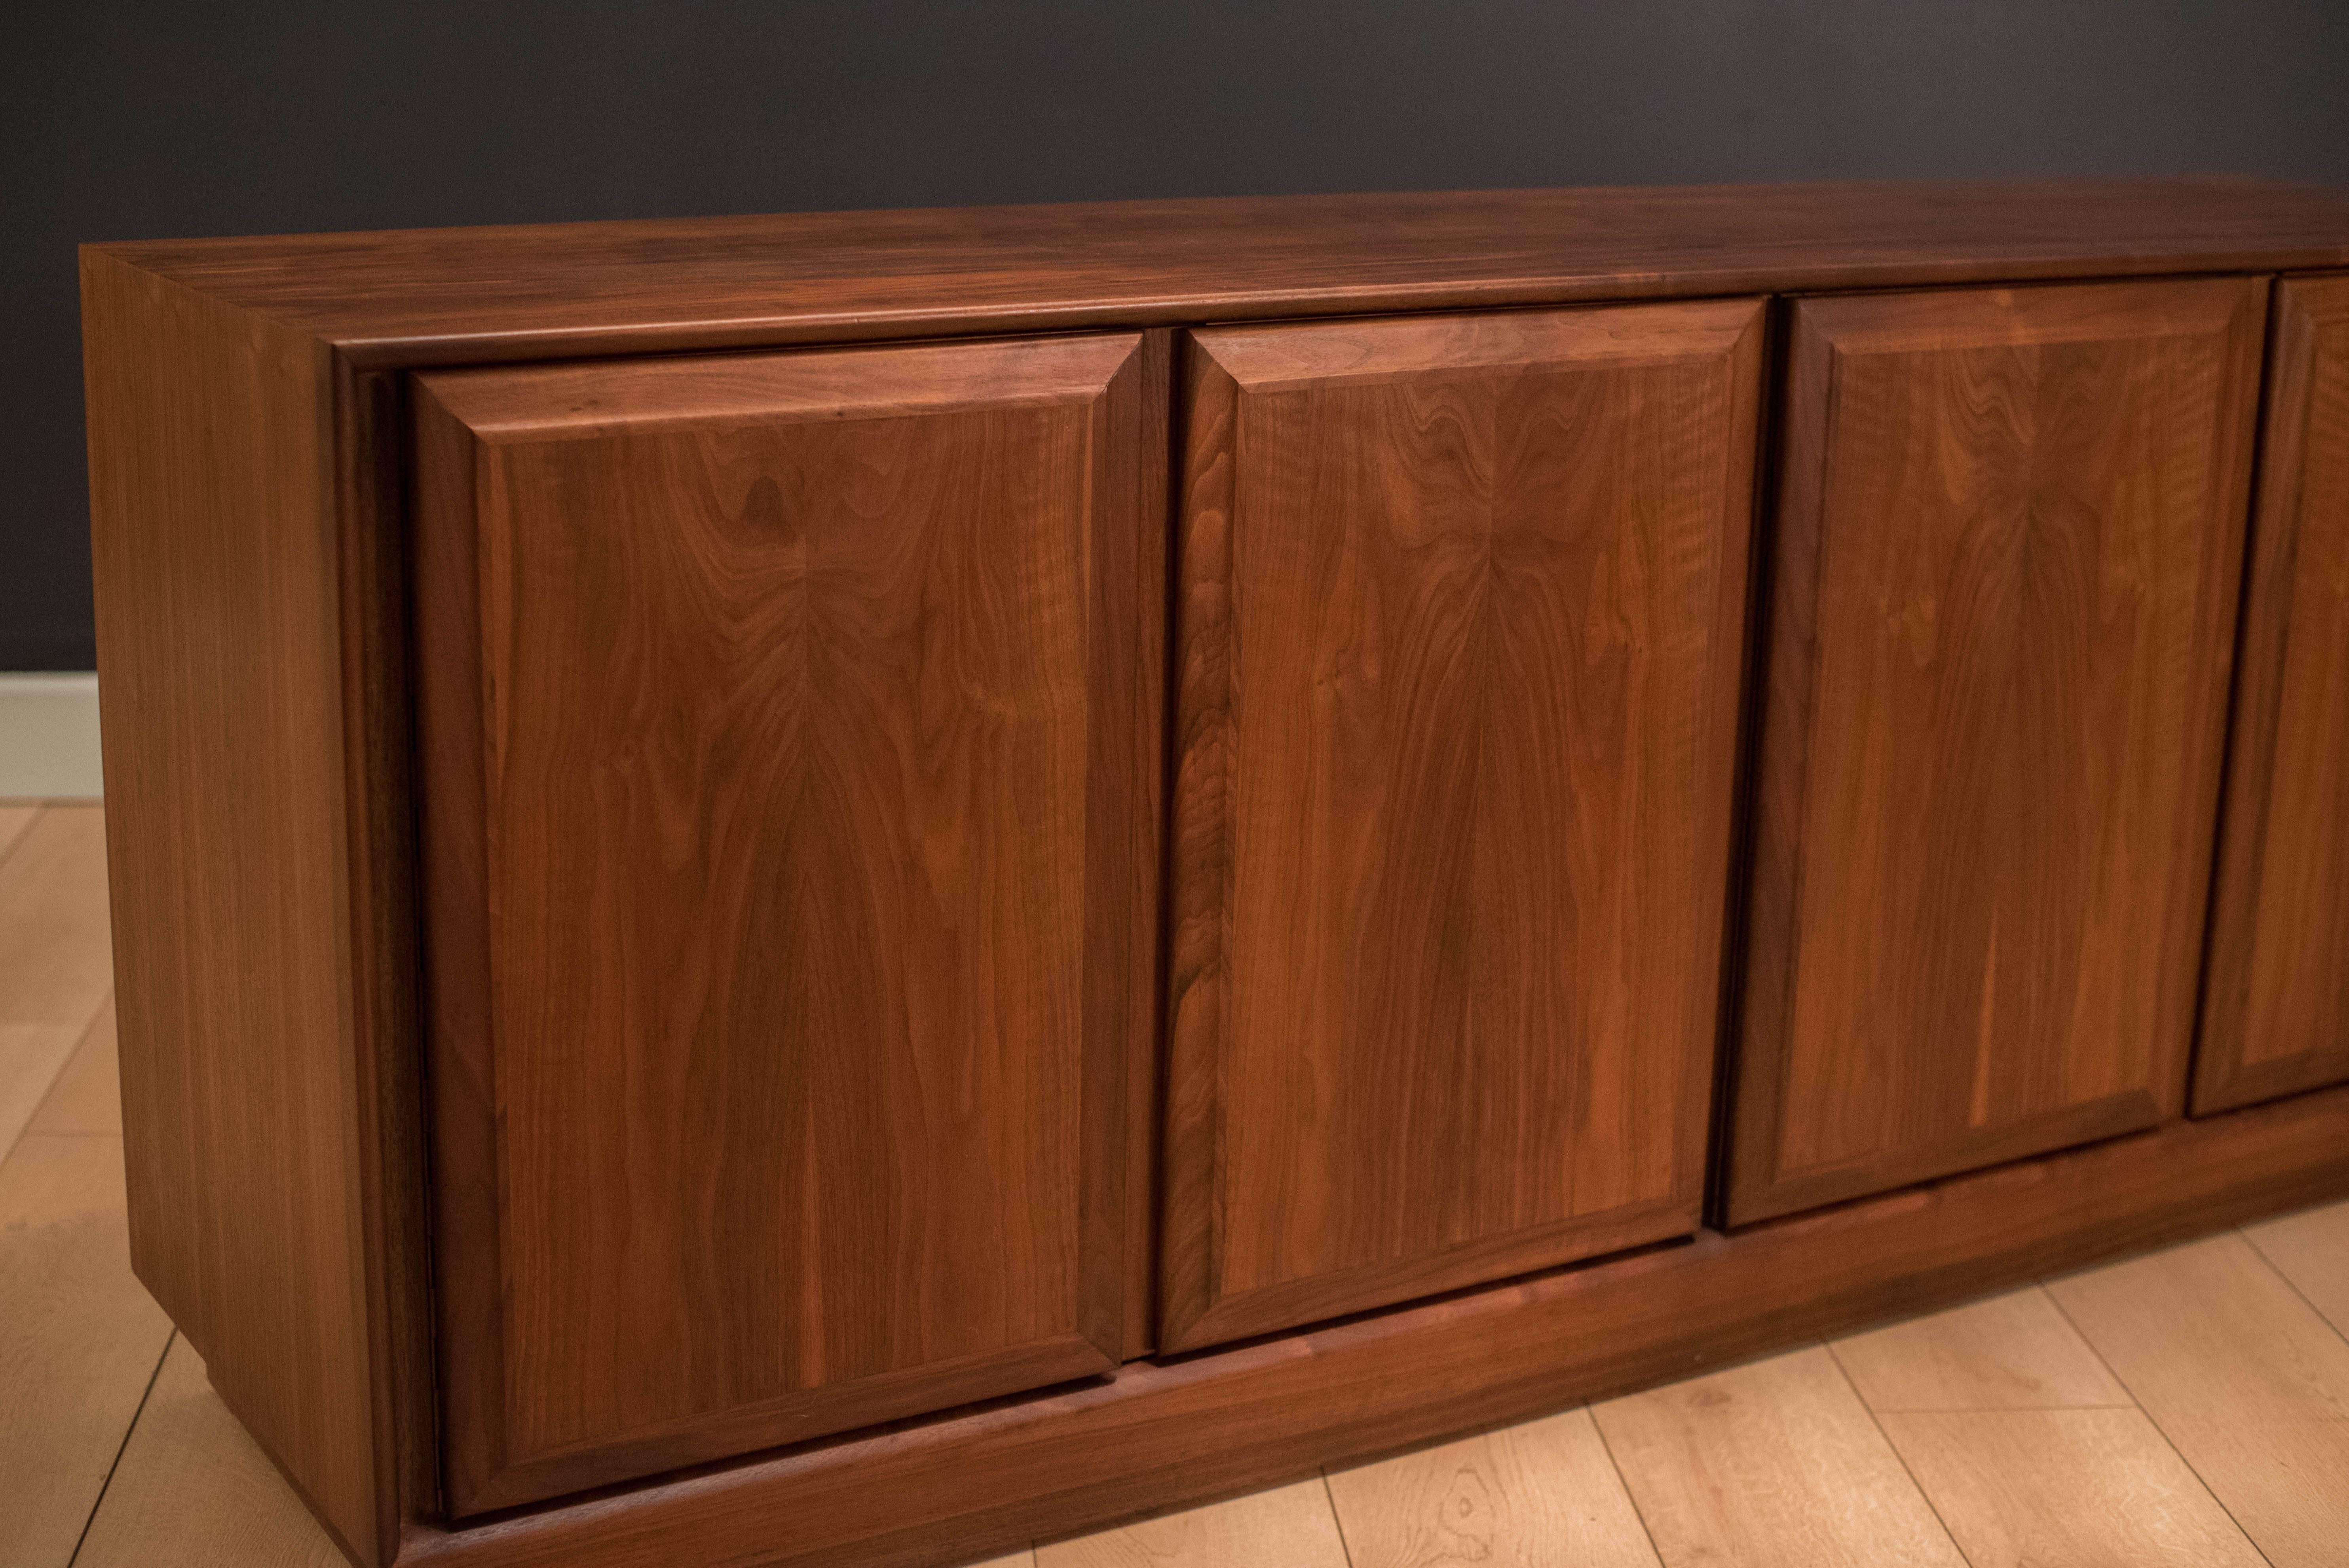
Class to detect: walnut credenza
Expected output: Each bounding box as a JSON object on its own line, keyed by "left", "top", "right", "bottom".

{"left": 81, "top": 179, "right": 2349, "bottom": 1568}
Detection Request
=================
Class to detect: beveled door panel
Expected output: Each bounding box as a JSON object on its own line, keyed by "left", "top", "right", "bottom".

{"left": 411, "top": 334, "right": 1159, "bottom": 1513}
{"left": 1163, "top": 301, "right": 1765, "bottom": 1353}
{"left": 2199, "top": 275, "right": 2349, "bottom": 1114}
{"left": 1727, "top": 278, "right": 2267, "bottom": 1225}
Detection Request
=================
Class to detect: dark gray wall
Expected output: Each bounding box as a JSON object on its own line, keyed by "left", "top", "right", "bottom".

{"left": 9, "top": 2, "right": 2349, "bottom": 670}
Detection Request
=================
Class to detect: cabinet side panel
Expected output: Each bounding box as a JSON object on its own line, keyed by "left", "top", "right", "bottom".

{"left": 2200, "top": 275, "right": 2349, "bottom": 1112}
{"left": 81, "top": 252, "right": 386, "bottom": 1562}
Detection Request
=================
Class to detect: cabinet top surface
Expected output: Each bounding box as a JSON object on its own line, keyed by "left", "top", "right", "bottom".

{"left": 85, "top": 178, "right": 2349, "bottom": 368}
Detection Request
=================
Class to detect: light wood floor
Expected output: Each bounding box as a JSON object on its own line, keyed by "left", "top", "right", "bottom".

{"left": 5, "top": 799, "right": 2347, "bottom": 1568}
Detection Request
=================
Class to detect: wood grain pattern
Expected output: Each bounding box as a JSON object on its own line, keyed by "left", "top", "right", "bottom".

{"left": 83, "top": 247, "right": 394, "bottom": 1565}
{"left": 1729, "top": 277, "right": 2267, "bottom": 1224}
{"left": 73, "top": 182, "right": 2349, "bottom": 1568}
{"left": 2244, "top": 1198, "right": 2349, "bottom": 1339}
{"left": 76, "top": 1336, "right": 348, "bottom": 1568}
{"left": 1324, "top": 1409, "right": 1661, "bottom": 1568}
{"left": 393, "top": 1081, "right": 2349, "bottom": 1568}
{"left": 85, "top": 180, "right": 2349, "bottom": 370}
{"left": 1163, "top": 300, "right": 1762, "bottom": 1351}
{"left": 1831, "top": 1286, "right": 2129, "bottom": 1413}
{"left": 2199, "top": 273, "right": 2349, "bottom": 1113}
{"left": 1592, "top": 1346, "right": 1966, "bottom": 1567}
{"left": 412, "top": 332, "right": 1159, "bottom": 1513}
{"left": 1879, "top": 1408, "right": 2266, "bottom": 1568}
{"left": 0, "top": 1133, "right": 175, "bottom": 1568}
{"left": 2050, "top": 1232, "right": 2349, "bottom": 1568}
{"left": 1035, "top": 1478, "right": 1350, "bottom": 1568}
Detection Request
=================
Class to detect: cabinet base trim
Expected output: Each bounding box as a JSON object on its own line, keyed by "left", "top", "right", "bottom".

{"left": 397, "top": 1082, "right": 2349, "bottom": 1568}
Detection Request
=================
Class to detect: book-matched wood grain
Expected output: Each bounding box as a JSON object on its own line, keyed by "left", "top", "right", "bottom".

{"left": 1729, "top": 277, "right": 2268, "bottom": 1225}
{"left": 2199, "top": 274, "right": 2349, "bottom": 1114}
{"left": 411, "top": 333, "right": 1161, "bottom": 1513}
{"left": 82, "top": 248, "right": 396, "bottom": 1566}
{"left": 74, "top": 184, "right": 2349, "bottom": 1568}
{"left": 1163, "top": 301, "right": 1764, "bottom": 1352}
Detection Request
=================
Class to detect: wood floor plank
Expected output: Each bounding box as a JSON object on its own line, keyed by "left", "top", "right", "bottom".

{"left": 1590, "top": 1346, "right": 1965, "bottom": 1568}
{"left": 0, "top": 805, "right": 36, "bottom": 863}
{"left": 0, "top": 805, "right": 114, "bottom": 1028}
{"left": 2051, "top": 1230, "right": 2349, "bottom": 1568}
{"left": 1880, "top": 1408, "right": 2265, "bottom": 1568}
{"left": 73, "top": 1335, "right": 344, "bottom": 1567}
{"left": 1035, "top": 1477, "right": 1350, "bottom": 1568}
{"left": 2245, "top": 1197, "right": 2349, "bottom": 1341}
{"left": 0, "top": 1131, "right": 174, "bottom": 1568}
{"left": 28, "top": 997, "right": 120, "bottom": 1137}
{"left": 0, "top": 1023, "right": 88, "bottom": 1160}
{"left": 1831, "top": 1285, "right": 2133, "bottom": 1412}
{"left": 1325, "top": 1408, "right": 1661, "bottom": 1568}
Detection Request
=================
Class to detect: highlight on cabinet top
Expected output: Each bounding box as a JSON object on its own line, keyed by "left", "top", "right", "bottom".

{"left": 79, "top": 177, "right": 2349, "bottom": 1568}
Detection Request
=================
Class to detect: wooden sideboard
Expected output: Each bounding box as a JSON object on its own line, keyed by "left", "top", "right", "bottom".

{"left": 80, "top": 179, "right": 2349, "bottom": 1568}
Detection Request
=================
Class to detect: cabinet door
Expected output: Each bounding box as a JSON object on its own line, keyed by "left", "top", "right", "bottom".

{"left": 2200, "top": 276, "right": 2349, "bottom": 1113}
{"left": 411, "top": 334, "right": 1158, "bottom": 1513}
{"left": 1726, "top": 279, "right": 2266, "bottom": 1226}
{"left": 1162, "top": 301, "right": 1764, "bottom": 1353}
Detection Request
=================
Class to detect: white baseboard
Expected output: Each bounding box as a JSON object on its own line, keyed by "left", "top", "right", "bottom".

{"left": 0, "top": 673, "right": 103, "bottom": 800}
